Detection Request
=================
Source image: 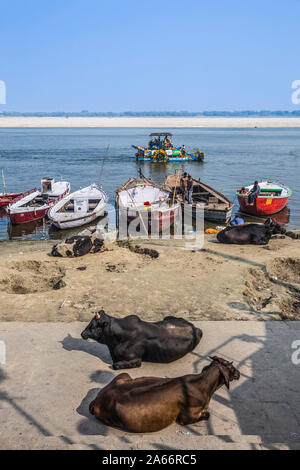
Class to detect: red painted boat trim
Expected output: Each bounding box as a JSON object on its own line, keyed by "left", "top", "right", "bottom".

{"left": 238, "top": 194, "right": 290, "bottom": 216}
{"left": 0, "top": 193, "right": 23, "bottom": 207}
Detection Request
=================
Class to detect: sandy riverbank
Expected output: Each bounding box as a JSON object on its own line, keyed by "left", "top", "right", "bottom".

{"left": 1, "top": 117, "right": 300, "bottom": 128}
{"left": 0, "top": 234, "right": 299, "bottom": 322}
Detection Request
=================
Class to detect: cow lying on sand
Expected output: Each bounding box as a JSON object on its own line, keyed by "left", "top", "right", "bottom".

{"left": 81, "top": 310, "right": 203, "bottom": 369}
{"left": 217, "top": 218, "right": 286, "bottom": 245}
{"left": 51, "top": 233, "right": 104, "bottom": 257}
{"left": 89, "top": 356, "right": 240, "bottom": 432}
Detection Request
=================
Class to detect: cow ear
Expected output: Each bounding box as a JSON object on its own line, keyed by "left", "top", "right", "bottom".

{"left": 218, "top": 364, "right": 230, "bottom": 389}
{"left": 265, "top": 218, "right": 271, "bottom": 227}
{"left": 209, "top": 355, "right": 218, "bottom": 361}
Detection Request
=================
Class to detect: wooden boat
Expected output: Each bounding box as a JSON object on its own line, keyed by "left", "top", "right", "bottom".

{"left": 7, "top": 177, "right": 70, "bottom": 224}
{"left": 115, "top": 177, "right": 180, "bottom": 235}
{"left": 164, "top": 174, "right": 234, "bottom": 223}
{"left": 48, "top": 184, "right": 109, "bottom": 229}
{"left": 237, "top": 180, "right": 292, "bottom": 216}
{"left": 0, "top": 170, "right": 22, "bottom": 207}
{"left": 0, "top": 192, "right": 22, "bottom": 208}
{"left": 132, "top": 132, "right": 205, "bottom": 162}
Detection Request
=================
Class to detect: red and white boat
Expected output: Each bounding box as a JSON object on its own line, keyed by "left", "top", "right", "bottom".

{"left": 237, "top": 180, "right": 292, "bottom": 216}
{"left": 0, "top": 170, "right": 22, "bottom": 207}
{"left": 115, "top": 177, "right": 180, "bottom": 236}
{"left": 0, "top": 192, "right": 23, "bottom": 208}
{"left": 7, "top": 177, "right": 70, "bottom": 224}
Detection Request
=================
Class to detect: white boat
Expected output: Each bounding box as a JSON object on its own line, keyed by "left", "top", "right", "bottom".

{"left": 115, "top": 177, "right": 181, "bottom": 236}
{"left": 48, "top": 184, "right": 109, "bottom": 229}
{"left": 7, "top": 177, "right": 70, "bottom": 225}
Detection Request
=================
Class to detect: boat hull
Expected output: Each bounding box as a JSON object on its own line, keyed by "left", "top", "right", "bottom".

{"left": 9, "top": 207, "right": 49, "bottom": 224}
{"left": 182, "top": 204, "right": 233, "bottom": 223}
{"left": 118, "top": 206, "right": 180, "bottom": 236}
{"left": 137, "top": 156, "right": 190, "bottom": 162}
{"left": 8, "top": 185, "right": 70, "bottom": 225}
{"left": 51, "top": 209, "right": 106, "bottom": 230}
{"left": 238, "top": 195, "right": 290, "bottom": 216}
{"left": 136, "top": 154, "right": 204, "bottom": 162}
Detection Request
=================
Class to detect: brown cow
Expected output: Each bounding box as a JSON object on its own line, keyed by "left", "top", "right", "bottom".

{"left": 89, "top": 356, "right": 240, "bottom": 432}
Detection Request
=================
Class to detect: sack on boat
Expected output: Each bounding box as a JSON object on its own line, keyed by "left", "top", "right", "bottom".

{"left": 51, "top": 233, "right": 104, "bottom": 258}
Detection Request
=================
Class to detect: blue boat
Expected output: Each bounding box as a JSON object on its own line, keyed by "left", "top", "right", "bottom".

{"left": 132, "top": 132, "right": 205, "bottom": 163}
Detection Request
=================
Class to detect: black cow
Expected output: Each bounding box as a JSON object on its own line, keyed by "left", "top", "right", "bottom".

{"left": 81, "top": 310, "right": 203, "bottom": 369}
{"left": 51, "top": 234, "right": 104, "bottom": 257}
{"left": 217, "top": 218, "right": 286, "bottom": 245}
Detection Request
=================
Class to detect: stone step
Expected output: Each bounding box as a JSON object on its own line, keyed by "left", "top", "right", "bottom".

{"left": 1, "top": 434, "right": 300, "bottom": 450}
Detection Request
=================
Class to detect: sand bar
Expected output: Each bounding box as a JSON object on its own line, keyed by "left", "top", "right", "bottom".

{"left": 0, "top": 234, "right": 299, "bottom": 322}
{"left": 1, "top": 116, "right": 300, "bottom": 128}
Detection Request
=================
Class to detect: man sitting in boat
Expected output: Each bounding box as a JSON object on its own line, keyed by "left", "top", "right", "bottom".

{"left": 238, "top": 187, "right": 248, "bottom": 194}
{"left": 248, "top": 181, "right": 261, "bottom": 205}
{"left": 163, "top": 136, "right": 172, "bottom": 149}
{"left": 180, "top": 145, "right": 186, "bottom": 157}
{"left": 148, "top": 138, "right": 156, "bottom": 149}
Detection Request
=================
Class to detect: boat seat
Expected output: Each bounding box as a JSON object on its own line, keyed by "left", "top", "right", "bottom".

{"left": 88, "top": 203, "right": 99, "bottom": 210}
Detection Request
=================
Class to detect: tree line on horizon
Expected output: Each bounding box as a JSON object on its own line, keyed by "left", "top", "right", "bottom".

{"left": 1, "top": 110, "right": 300, "bottom": 117}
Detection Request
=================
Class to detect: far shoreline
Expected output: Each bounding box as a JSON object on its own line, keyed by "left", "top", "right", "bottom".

{"left": 1, "top": 116, "right": 300, "bottom": 128}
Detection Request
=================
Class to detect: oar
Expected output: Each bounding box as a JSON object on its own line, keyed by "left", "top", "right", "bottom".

{"left": 99, "top": 144, "right": 110, "bottom": 187}
{"left": 124, "top": 187, "right": 149, "bottom": 236}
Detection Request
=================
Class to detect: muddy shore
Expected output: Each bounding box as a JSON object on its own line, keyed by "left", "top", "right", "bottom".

{"left": 0, "top": 234, "right": 299, "bottom": 322}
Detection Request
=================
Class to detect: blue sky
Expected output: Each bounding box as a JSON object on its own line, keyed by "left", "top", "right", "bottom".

{"left": 0, "top": 0, "right": 299, "bottom": 111}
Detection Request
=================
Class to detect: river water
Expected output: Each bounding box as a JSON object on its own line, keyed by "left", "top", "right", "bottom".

{"left": 0, "top": 127, "right": 299, "bottom": 241}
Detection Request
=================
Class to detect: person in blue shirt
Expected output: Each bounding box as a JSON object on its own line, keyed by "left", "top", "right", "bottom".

{"left": 248, "top": 181, "right": 261, "bottom": 205}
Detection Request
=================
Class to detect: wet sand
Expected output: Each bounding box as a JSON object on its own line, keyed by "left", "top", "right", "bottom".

{"left": 1, "top": 117, "right": 300, "bottom": 128}
{"left": 0, "top": 234, "right": 299, "bottom": 322}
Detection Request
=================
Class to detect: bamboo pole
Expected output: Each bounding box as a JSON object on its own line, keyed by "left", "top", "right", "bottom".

{"left": 42, "top": 217, "right": 46, "bottom": 240}
{"left": 1, "top": 169, "right": 6, "bottom": 194}
{"left": 99, "top": 144, "right": 110, "bottom": 186}
{"left": 172, "top": 165, "right": 182, "bottom": 207}
{"left": 124, "top": 187, "right": 149, "bottom": 236}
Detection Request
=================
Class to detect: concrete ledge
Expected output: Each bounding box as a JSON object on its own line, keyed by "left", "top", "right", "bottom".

{"left": 0, "top": 321, "right": 299, "bottom": 450}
